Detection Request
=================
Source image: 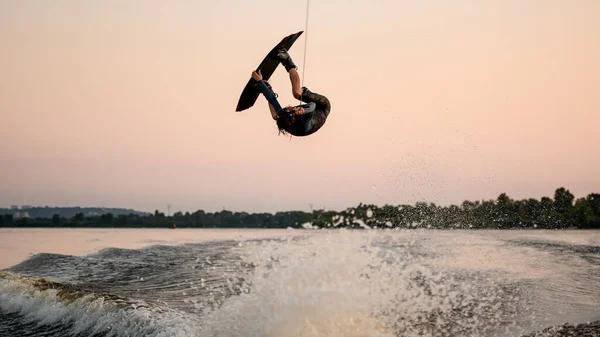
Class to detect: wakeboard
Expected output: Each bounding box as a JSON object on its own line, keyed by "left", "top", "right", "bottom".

{"left": 235, "top": 31, "right": 304, "bottom": 112}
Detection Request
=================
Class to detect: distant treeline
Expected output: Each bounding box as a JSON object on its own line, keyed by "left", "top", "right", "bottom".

{"left": 1, "top": 188, "right": 598, "bottom": 229}
{"left": 0, "top": 207, "right": 149, "bottom": 219}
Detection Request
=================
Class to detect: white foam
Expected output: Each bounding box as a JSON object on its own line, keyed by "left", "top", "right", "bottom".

{"left": 200, "top": 230, "right": 510, "bottom": 337}
{"left": 0, "top": 272, "right": 201, "bottom": 337}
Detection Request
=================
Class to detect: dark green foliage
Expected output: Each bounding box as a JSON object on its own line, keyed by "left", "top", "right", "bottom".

{"left": 572, "top": 193, "right": 600, "bottom": 229}
{"left": 1, "top": 187, "right": 599, "bottom": 229}
{"left": 73, "top": 213, "right": 85, "bottom": 222}
{"left": 0, "top": 207, "right": 148, "bottom": 219}
{"left": 554, "top": 187, "right": 575, "bottom": 214}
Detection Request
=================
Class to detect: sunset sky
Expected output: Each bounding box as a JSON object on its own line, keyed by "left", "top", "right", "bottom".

{"left": 1, "top": 0, "right": 599, "bottom": 213}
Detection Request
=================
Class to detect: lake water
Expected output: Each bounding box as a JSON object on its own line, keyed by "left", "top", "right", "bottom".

{"left": 0, "top": 228, "right": 599, "bottom": 336}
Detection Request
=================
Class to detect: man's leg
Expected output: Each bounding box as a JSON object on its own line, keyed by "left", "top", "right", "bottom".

{"left": 289, "top": 68, "right": 303, "bottom": 100}
{"left": 298, "top": 87, "right": 331, "bottom": 116}
{"left": 277, "top": 48, "right": 303, "bottom": 100}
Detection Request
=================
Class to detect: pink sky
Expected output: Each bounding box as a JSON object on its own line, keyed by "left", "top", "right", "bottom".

{"left": 1, "top": 1, "right": 599, "bottom": 213}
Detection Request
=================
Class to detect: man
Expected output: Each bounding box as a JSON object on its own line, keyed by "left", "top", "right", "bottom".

{"left": 251, "top": 48, "right": 331, "bottom": 136}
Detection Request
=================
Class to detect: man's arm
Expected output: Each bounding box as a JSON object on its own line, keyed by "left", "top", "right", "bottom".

{"left": 252, "top": 70, "right": 282, "bottom": 114}
{"left": 268, "top": 103, "right": 278, "bottom": 120}
{"left": 294, "top": 102, "right": 316, "bottom": 115}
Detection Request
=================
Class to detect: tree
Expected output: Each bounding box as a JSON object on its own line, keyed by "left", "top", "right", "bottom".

{"left": 587, "top": 193, "right": 600, "bottom": 215}
{"left": 585, "top": 193, "right": 600, "bottom": 228}
{"left": 554, "top": 187, "right": 574, "bottom": 214}
{"left": 573, "top": 198, "right": 593, "bottom": 228}
{"left": 52, "top": 214, "right": 61, "bottom": 226}
{"left": 497, "top": 193, "right": 512, "bottom": 207}
{"left": 496, "top": 193, "right": 514, "bottom": 228}
{"left": 73, "top": 213, "right": 85, "bottom": 222}
{"left": 99, "top": 213, "right": 114, "bottom": 225}
{"left": 540, "top": 197, "right": 553, "bottom": 211}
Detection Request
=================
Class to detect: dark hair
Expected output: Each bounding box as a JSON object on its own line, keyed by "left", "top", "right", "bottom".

{"left": 276, "top": 106, "right": 295, "bottom": 135}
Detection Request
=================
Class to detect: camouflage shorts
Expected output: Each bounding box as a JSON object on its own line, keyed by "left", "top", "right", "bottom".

{"left": 301, "top": 87, "right": 331, "bottom": 117}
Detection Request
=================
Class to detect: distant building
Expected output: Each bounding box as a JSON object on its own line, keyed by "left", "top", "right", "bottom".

{"left": 14, "top": 212, "right": 30, "bottom": 218}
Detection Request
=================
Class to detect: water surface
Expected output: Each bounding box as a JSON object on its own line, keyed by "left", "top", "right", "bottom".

{"left": 1, "top": 228, "right": 598, "bottom": 336}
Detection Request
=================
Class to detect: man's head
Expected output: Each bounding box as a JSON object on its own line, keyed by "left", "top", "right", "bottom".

{"left": 290, "top": 106, "right": 304, "bottom": 115}
{"left": 276, "top": 106, "right": 299, "bottom": 134}
{"left": 280, "top": 106, "right": 305, "bottom": 117}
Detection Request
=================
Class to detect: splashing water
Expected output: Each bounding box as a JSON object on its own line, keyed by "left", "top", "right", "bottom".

{"left": 199, "top": 230, "right": 527, "bottom": 337}
{"left": 3, "top": 229, "right": 598, "bottom": 336}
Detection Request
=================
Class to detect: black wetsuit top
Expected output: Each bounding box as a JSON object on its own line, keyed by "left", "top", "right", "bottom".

{"left": 257, "top": 81, "right": 331, "bottom": 136}
{"left": 287, "top": 87, "right": 330, "bottom": 136}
